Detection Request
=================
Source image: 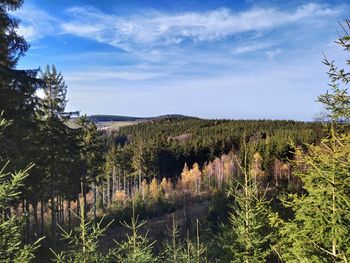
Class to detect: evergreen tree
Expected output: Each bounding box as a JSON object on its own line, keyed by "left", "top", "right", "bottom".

{"left": 163, "top": 218, "right": 207, "bottom": 263}
{"left": 218, "top": 148, "right": 273, "bottom": 263}
{"left": 40, "top": 65, "right": 68, "bottom": 118}
{"left": 38, "top": 64, "right": 81, "bottom": 244}
{"left": 272, "top": 19, "right": 350, "bottom": 262}
{"left": 0, "top": 0, "right": 28, "bottom": 68}
{"left": 51, "top": 194, "right": 114, "bottom": 263}
{"left": 0, "top": 0, "right": 39, "bottom": 172}
{"left": 76, "top": 116, "right": 105, "bottom": 218}
{"left": 0, "top": 113, "right": 42, "bottom": 263}
{"left": 115, "top": 203, "right": 158, "bottom": 263}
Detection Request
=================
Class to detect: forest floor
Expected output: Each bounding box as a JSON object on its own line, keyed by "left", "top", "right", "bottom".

{"left": 100, "top": 199, "right": 210, "bottom": 252}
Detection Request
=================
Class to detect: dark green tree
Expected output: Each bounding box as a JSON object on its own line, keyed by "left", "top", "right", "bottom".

{"left": 0, "top": 113, "right": 42, "bottom": 263}
{"left": 37, "top": 64, "right": 80, "bottom": 244}
{"left": 76, "top": 116, "right": 105, "bottom": 219}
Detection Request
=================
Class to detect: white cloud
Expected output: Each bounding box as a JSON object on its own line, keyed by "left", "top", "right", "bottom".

{"left": 60, "top": 3, "right": 340, "bottom": 50}
{"left": 17, "top": 25, "right": 36, "bottom": 39}
{"left": 13, "top": 3, "right": 342, "bottom": 50}
{"left": 65, "top": 70, "right": 166, "bottom": 82}
{"left": 13, "top": 5, "right": 58, "bottom": 41}
{"left": 232, "top": 43, "right": 272, "bottom": 54}
{"left": 266, "top": 48, "right": 282, "bottom": 60}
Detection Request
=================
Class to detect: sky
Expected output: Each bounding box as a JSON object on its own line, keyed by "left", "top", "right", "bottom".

{"left": 13, "top": 0, "right": 350, "bottom": 120}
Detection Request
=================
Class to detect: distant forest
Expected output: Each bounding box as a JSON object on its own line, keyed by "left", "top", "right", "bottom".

{"left": 112, "top": 118, "right": 324, "bottom": 179}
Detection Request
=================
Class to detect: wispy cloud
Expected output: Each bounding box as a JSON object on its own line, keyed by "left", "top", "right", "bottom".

{"left": 14, "top": 5, "right": 59, "bottom": 41}
{"left": 65, "top": 69, "right": 167, "bottom": 82}
{"left": 60, "top": 3, "right": 339, "bottom": 50}
{"left": 232, "top": 43, "right": 272, "bottom": 54}
{"left": 16, "top": 3, "right": 341, "bottom": 49}
{"left": 266, "top": 48, "right": 282, "bottom": 60}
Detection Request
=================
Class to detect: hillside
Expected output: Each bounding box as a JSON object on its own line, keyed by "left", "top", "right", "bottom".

{"left": 88, "top": 114, "right": 193, "bottom": 122}
{"left": 67, "top": 114, "right": 196, "bottom": 131}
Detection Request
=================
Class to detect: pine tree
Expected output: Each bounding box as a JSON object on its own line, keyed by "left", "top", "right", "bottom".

{"left": 76, "top": 116, "right": 105, "bottom": 219}
{"left": 164, "top": 216, "right": 207, "bottom": 263}
{"left": 115, "top": 202, "right": 158, "bottom": 263}
{"left": 272, "top": 19, "right": 350, "bottom": 262}
{"left": 38, "top": 65, "right": 81, "bottom": 245}
{"left": 0, "top": 0, "right": 40, "bottom": 184}
{"left": 0, "top": 113, "right": 42, "bottom": 263}
{"left": 218, "top": 145, "right": 273, "bottom": 263}
{"left": 40, "top": 65, "right": 68, "bottom": 119}
{"left": 51, "top": 191, "right": 115, "bottom": 263}
{"left": 164, "top": 214, "right": 182, "bottom": 263}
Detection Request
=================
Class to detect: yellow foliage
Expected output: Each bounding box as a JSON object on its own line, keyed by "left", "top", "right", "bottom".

{"left": 178, "top": 162, "right": 202, "bottom": 195}
{"left": 141, "top": 179, "right": 149, "bottom": 200}
{"left": 160, "top": 177, "right": 173, "bottom": 198}
{"left": 114, "top": 190, "right": 127, "bottom": 204}
{"left": 149, "top": 178, "right": 160, "bottom": 200}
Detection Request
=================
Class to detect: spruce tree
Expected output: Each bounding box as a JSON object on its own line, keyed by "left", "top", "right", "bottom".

{"left": 218, "top": 148, "right": 273, "bottom": 263}
{"left": 115, "top": 202, "right": 158, "bottom": 263}
{"left": 76, "top": 116, "right": 105, "bottom": 219}
{"left": 38, "top": 64, "right": 81, "bottom": 245}
{"left": 51, "top": 192, "right": 114, "bottom": 263}
{"left": 163, "top": 206, "right": 208, "bottom": 263}
{"left": 273, "top": 19, "right": 350, "bottom": 262}
{"left": 0, "top": 113, "right": 42, "bottom": 263}
{"left": 0, "top": 0, "right": 40, "bottom": 173}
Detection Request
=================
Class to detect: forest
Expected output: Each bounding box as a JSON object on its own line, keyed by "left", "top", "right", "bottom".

{"left": 1, "top": 0, "right": 350, "bottom": 262}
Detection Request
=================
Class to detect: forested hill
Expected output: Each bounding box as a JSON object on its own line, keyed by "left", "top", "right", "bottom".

{"left": 88, "top": 114, "right": 193, "bottom": 122}
{"left": 112, "top": 118, "right": 325, "bottom": 179}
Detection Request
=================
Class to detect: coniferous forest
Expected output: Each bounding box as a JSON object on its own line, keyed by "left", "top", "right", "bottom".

{"left": 1, "top": 0, "right": 350, "bottom": 262}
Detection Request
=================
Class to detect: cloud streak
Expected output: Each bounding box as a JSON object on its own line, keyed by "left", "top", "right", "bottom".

{"left": 16, "top": 3, "right": 341, "bottom": 50}
{"left": 60, "top": 3, "right": 339, "bottom": 50}
{"left": 14, "top": 5, "right": 59, "bottom": 41}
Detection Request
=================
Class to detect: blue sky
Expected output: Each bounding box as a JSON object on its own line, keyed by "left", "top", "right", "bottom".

{"left": 14, "top": 0, "right": 350, "bottom": 120}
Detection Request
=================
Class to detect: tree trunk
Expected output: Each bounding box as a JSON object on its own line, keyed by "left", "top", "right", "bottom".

{"left": 56, "top": 195, "right": 60, "bottom": 227}
{"left": 25, "top": 200, "right": 30, "bottom": 242}
{"left": 40, "top": 200, "right": 44, "bottom": 236}
{"left": 22, "top": 199, "right": 26, "bottom": 242}
{"left": 112, "top": 166, "right": 116, "bottom": 199}
{"left": 33, "top": 201, "right": 38, "bottom": 239}
{"left": 117, "top": 170, "right": 121, "bottom": 191}
{"left": 68, "top": 200, "right": 71, "bottom": 232}
{"left": 51, "top": 171, "right": 56, "bottom": 246}
{"left": 102, "top": 185, "right": 105, "bottom": 208}
{"left": 76, "top": 195, "right": 80, "bottom": 218}
{"left": 127, "top": 180, "right": 130, "bottom": 196}
{"left": 123, "top": 171, "right": 126, "bottom": 191}
{"left": 107, "top": 175, "right": 111, "bottom": 206}
{"left": 93, "top": 182, "right": 97, "bottom": 223}
{"left": 56, "top": 195, "right": 61, "bottom": 247}
{"left": 61, "top": 196, "right": 64, "bottom": 226}
{"left": 83, "top": 176, "right": 87, "bottom": 219}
